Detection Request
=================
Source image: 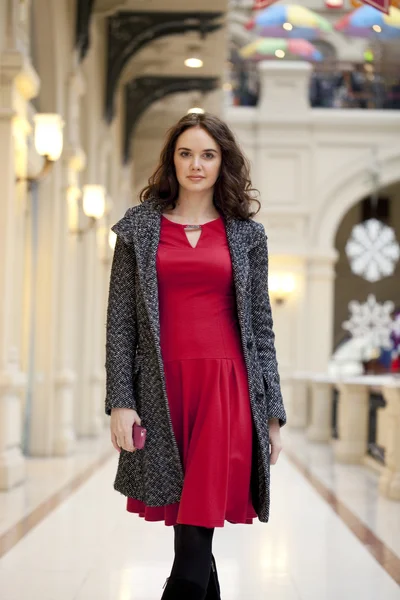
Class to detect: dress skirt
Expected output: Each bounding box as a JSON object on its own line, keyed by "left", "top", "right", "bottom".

{"left": 127, "top": 214, "right": 257, "bottom": 527}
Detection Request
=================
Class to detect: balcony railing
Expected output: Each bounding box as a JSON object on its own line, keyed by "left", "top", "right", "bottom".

{"left": 228, "top": 61, "right": 400, "bottom": 110}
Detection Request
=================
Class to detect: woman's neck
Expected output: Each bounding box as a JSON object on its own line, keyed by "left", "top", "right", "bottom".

{"left": 166, "top": 192, "right": 219, "bottom": 221}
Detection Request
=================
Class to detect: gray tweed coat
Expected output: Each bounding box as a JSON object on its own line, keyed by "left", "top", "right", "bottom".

{"left": 105, "top": 197, "right": 286, "bottom": 523}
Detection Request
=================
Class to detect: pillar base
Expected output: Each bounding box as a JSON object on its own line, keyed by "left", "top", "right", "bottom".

{"left": 332, "top": 439, "right": 366, "bottom": 464}
{"left": 306, "top": 380, "right": 333, "bottom": 443}
{"left": 0, "top": 447, "right": 26, "bottom": 490}
{"left": 334, "top": 383, "right": 369, "bottom": 464}
{"left": 0, "top": 364, "right": 26, "bottom": 490}
{"left": 379, "top": 471, "right": 400, "bottom": 501}
{"left": 307, "top": 425, "right": 331, "bottom": 443}
{"left": 53, "top": 368, "right": 76, "bottom": 456}
{"left": 379, "top": 384, "right": 400, "bottom": 501}
{"left": 287, "top": 378, "right": 309, "bottom": 429}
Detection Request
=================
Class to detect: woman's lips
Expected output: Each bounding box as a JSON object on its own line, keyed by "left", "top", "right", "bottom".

{"left": 188, "top": 176, "right": 204, "bottom": 180}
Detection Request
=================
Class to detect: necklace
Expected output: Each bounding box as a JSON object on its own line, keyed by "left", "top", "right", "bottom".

{"left": 183, "top": 224, "right": 202, "bottom": 231}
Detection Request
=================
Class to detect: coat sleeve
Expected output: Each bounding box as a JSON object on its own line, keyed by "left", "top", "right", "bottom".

{"left": 249, "top": 223, "right": 287, "bottom": 427}
{"left": 105, "top": 209, "right": 138, "bottom": 416}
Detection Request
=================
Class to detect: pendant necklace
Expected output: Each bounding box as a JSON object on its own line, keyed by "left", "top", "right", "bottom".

{"left": 183, "top": 224, "right": 202, "bottom": 231}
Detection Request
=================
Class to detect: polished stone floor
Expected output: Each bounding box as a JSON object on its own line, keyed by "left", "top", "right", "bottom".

{"left": 0, "top": 429, "right": 399, "bottom": 600}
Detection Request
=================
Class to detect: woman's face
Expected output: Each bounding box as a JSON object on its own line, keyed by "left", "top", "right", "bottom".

{"left": 173, "top": 126, "right": 222, "bottom": 194}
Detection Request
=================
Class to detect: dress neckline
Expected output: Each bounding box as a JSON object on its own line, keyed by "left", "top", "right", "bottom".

{"left": 161, "top": 214, "right": 221, "bottom": 226}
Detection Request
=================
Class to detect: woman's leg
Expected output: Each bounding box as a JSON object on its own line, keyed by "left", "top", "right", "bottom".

{"left": 173, "top": 526, "right": 221, "bottom": 598}
{"left": 171, "top": 524, "right": 214, "bottom": 587}
{"left": 161, "top": 524, "right": 214, "bottom": 599}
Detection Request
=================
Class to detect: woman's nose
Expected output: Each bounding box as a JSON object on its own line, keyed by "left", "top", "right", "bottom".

{"left": 191, "top": 158, "right": 201, "bottom": 170}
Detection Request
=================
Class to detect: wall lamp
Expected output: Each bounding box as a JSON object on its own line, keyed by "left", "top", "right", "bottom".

{"left": 269, "top": 273, "right": 295, "bottom": 305}
{"left": 17, "top": 113, "right": 64, "bottom": 189}
{"left": 69, "top": 184, "right": 107, "bottom": 237}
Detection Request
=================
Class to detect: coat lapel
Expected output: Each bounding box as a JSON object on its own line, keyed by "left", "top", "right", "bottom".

{"left": 133, "top": 201, "right": 250, "bottom": 353}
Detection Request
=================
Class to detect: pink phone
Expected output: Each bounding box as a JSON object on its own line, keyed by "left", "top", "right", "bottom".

{"left": 133, "top": 423, "right": 147, "bottom": 450}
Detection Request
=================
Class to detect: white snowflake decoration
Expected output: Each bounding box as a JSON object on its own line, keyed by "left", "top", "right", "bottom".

{"left": 391, "top": 314, "right": 400, "bottom": 338}
{"left": 342, "top": 294, "right": 394, "bottom": 350}
{"left": 345, "top": 218, "right": 400, "bottom": 282}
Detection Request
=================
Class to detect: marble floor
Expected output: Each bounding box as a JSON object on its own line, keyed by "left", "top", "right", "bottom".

{"left": 0, "top": 429, "right": 399, "bottom": 600}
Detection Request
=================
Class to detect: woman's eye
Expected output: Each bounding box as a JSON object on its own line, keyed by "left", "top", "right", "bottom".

{"left": 180, "top": 151, "right": 190, "bottom": 157}
{"left": 204, "top": 153, "right": 215, "bottom": 159}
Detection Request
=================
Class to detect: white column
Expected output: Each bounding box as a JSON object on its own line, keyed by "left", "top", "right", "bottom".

{"left": 75, "top": 228, "right": 104, "bottom": 437}
{"left": 258, "top": 61, "right": 312, "bottom": 117}
{"left": 379, "top": 383, "right": 400, "bottom": 501}
{"left": 307, "top": 378, "right": 333, "bottom": 443}
{"left": 305, "top": 254, "right": 337, "bottom": 373}
{"left": 0, "top": 49, "right": 31, "bottom": 488}
{"left": 52, "top": 68, "right": 87, "bottom": 455}
{"left": 52, "top": 173, "right": 78, "bottom": 456}
{"left": 333, "top": 382, "right": 369, "bottom": 463}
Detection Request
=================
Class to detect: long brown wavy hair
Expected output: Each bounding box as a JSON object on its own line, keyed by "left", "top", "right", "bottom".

{"left": 139, "top": 112, "right": 260, "bottom": 220}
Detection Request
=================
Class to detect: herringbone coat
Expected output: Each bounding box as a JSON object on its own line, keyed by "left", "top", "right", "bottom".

{"left": 105, "top": 197, "right": 286, "bottom": 523}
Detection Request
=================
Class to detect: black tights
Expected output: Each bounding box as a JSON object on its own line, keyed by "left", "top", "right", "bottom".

{"left": 170, "top": 524, "right": 215, "bottom": 589}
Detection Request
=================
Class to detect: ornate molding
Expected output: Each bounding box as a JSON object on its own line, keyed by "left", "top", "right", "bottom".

{"left": 106, "top": 11, "right": 223, "bottom": 122}
{"left": 123, "top": 75, "right": 219, "bottom": 163}
{"left": 93, "top": 0, "right": 128, "bottom": 15}
{"left": 75, "top": 0, "right": 95, "bottom": 62}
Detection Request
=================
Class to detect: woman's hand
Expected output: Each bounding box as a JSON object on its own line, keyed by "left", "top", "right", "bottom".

{"left": 268, "top": 417, "right": 283, "bottom": 465}
{"left": 110, "top": 408, "right": 141, "bottom": 453}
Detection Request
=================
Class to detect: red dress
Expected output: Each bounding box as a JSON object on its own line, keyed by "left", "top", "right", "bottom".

{"left": 127, "top": 214, "right": 257, "bottom": 527}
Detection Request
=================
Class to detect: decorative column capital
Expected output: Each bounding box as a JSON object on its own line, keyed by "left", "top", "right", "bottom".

{"left": 0, "top": 50, "right": 40, "bottom": 104}
{"left": 306, "top": 252, "right": 338, "bottom": 280}
{"left": 336, "top": 381, "right": 369, "bottom": 395}
{"left": 381, "top": 384, "right": 400, "bottom": 415}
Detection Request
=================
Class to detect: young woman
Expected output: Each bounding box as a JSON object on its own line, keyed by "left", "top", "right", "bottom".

{"left": 105, "top": 112, "right": 286, "bottom": 600}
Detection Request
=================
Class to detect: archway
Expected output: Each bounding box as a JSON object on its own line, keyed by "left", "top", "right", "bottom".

{"left": 310, "top": 145, "right": 400, "bottom": 250}
{"left": 332, "top": 184, "right": 400, "bottom": 351}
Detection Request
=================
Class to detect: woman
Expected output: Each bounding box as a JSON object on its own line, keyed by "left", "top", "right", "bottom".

{"left": 105, "top": 112, "right": 286, "bottom": 600}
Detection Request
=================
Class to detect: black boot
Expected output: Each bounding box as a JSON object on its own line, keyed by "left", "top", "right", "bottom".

{"left": 205, "top": 554, "right": 221, "bottom": 599}
{"left": 161, "top": 576, "right": 207, "bottom": 599}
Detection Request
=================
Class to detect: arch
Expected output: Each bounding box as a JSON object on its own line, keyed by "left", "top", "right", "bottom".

{"left": 310, "top": 145, "right": 400, "bottom": 250}
{"left": 105, "top": 11, "right": 222, "bottom": 122}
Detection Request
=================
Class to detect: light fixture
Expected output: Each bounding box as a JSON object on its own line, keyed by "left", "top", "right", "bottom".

{"left": 184, "top": 45, "right": 203, "bottom": 69}
{"left": 69, "top": 185, "right": 107, "bottom": 237}
{"left": 187, "top": 107, "right": 205, "bottom": 114}
{"left": 283, "top": 22, "right": 293, "bottom": 31}
{"left": 275, "top": 50, "right": 285, "bottom": 59}
{"left": 17, "top": 113, "right": 64, "bottom": 188}
{"left": 185, "top": 57, "right": 203, "bottom": 68}
{"left": 82, "top": 185, "right": 106, "bottom": 219}
{"left": 34, "top": 114, "right": 64, "bottom": 161}
{"left": 372, "top": 24, "right": 382, "bottom": 33}
{"left": 269, "top": 273, "right": 295, "bottom": 305}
